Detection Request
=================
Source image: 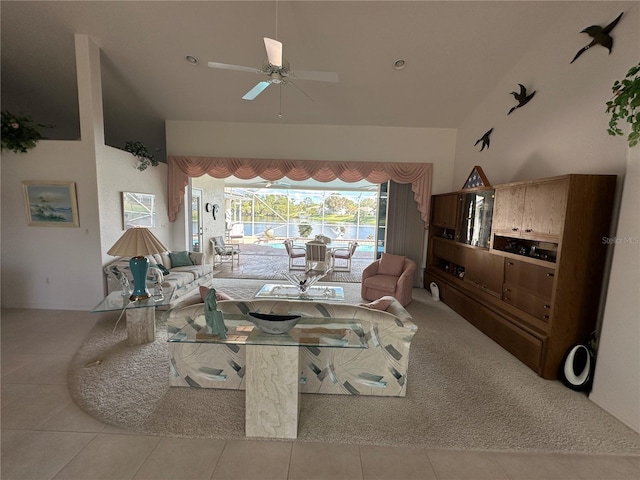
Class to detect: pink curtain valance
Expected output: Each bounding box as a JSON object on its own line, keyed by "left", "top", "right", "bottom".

{"left": 167, "top": 156, "right": 432, "bottom": 225}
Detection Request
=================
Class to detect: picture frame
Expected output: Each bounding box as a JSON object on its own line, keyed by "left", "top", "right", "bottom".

{"left": 22, "top": 181, "right": 80, "bottom": 227}
{"left": 122, "top": 191, "right": 156, "bottom": 229}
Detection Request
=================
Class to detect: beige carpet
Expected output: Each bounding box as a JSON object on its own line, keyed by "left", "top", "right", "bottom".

{"left": 69, "top": 280, "right": 640, "bottom": 454}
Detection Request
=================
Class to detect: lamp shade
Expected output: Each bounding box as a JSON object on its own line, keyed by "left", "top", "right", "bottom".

{"left": 107, "top": 227, "right": 168, "bottom": 257}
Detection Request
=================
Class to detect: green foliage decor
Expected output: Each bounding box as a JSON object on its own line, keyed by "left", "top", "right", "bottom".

{"left": 124, "top": 141, "right": 159, "bottom": 171}
{"left": 606, "top": 62, "right": 640, "bottom": 147}
{"left": 1, "top": 111, "right": 50, "bottom": 153}
{"left": 298, "top": 222, "right": 313, "bottom": 237}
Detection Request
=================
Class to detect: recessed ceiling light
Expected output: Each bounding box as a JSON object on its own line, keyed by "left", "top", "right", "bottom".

{"left": 185, "top": 55, "right": 199, "bottom": 65}
{"left": 393, "top": 59, "right": 406, "bottom": 70}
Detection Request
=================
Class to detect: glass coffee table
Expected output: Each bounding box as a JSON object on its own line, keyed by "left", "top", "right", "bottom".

{"left": 255, "top": 283, "right": 345, "bottom": 301}
{"left": 168, "top": 314, "right": 366, "bottom": 438}
{"left": 92, "top": 290, "right": 174, "bottom": 345}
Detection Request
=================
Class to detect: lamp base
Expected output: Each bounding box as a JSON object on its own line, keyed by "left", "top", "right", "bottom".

{"left": 130, "top": 292, "right": 151, "bottom": 301}
{"left": 129, "top": 256, "right": 150, "bottom": 302}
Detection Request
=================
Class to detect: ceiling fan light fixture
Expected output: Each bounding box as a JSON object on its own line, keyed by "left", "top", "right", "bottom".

{"left": 185, "top": 55, "right": 199, "bottom": 66}
{"left": 393, "top": 59, "right": 406, "bottom": 70}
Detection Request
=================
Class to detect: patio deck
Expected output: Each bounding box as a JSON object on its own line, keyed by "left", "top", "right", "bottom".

{"left": 211, "top": 239, "right": 375, "bottom": 283}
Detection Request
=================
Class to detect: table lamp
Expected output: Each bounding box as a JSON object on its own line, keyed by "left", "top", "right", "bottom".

{"left": 107, "top": 227, "right": 168, "bottom": 301}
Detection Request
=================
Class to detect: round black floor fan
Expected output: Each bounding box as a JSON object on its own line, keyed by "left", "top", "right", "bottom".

{"left": 558, "top": 332, "right": 597, "bottom": 392}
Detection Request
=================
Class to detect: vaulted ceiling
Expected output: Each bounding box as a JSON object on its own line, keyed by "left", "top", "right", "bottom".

{"left": 1, "top": 1, "right": 587, "bottom": 159}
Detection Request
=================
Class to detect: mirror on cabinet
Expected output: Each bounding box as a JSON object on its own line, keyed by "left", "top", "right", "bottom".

{"left": 457, "top": 189, "right": 494, "bottom": 248}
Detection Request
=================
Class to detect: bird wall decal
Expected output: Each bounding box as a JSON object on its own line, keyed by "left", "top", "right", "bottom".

{"left": 508, "top": 84, "right": 536, "bottom": 115}
{"left": 570, "top": 12, "right": 624, "bottom": 64}
{"left": 474, "top": 128, "right": 493, "bottom": 151}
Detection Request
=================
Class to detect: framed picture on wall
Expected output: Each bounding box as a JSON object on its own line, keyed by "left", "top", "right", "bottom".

{"left": 22, "top": 181, "right": 80, "bottom": 227}
{"left": 122, "top": 191, "right": 156, "bottom": 229}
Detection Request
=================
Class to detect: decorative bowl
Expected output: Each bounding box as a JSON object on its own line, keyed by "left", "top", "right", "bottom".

{"left": 248, "top": 312, "right": 302, "bottom": 335}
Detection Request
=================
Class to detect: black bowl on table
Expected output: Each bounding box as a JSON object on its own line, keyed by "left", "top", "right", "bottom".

{"left": 247, "top": 312, "right": 302, "bottom": 335}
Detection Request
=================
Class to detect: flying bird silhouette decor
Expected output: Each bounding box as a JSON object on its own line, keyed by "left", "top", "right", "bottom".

{"left": 474, "top": 128, "right": 493, "bottom": 152}
{"left": 570, "top": 12, "right": 624, "bottom": 64}
{"left": 508, "top": 84, "right": 536, "bottom": 115}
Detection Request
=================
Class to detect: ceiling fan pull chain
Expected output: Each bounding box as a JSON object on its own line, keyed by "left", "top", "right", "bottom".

{"left": 278, "top": 84, "right": 283, "bottom": 118}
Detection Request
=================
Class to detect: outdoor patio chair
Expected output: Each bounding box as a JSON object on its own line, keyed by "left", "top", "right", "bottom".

{"left": 228, "top": 223, "right": 244, "bottom": 243}
{"left": 211, "top": 236, "right": 240, "bottom": 270}
{"left": 330, "top": 241, "right": 359, "bottom": 272}
{"left": 283, "top": 239, "right": 306, "bottom": 270}
{"left": 305, "top": 241, "right": 331, "bottom": 273}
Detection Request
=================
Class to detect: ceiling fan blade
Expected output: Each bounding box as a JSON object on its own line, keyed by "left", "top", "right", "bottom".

{"left": 242, "top": 81, "right": 271, "bottom": 100}
{"left": 291, "top": 70, "right": 339, "bottom": 83}
{"left": 264, "top": 37, "right": 283, "bottom": 67}
{"left": 207, "top": 61, "right": 261, "bottom": 74}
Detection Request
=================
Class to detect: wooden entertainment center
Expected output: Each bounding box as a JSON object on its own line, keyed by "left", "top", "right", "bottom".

{"left": 425, "top": 172, "right": 617, "bottom": 379}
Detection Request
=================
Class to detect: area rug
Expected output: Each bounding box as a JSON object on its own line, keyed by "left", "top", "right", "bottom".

{"left": 69, "top": 281, "right": 640, "bottom": 454}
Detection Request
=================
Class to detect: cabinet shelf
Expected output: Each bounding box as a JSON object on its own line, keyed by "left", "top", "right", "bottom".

{"left": 491, "top": 235, "right": 558, "bottom": 265}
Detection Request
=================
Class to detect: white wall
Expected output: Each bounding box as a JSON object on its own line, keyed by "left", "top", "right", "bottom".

{"left": 590, "top": 146, "right": 640, "bottom": 432}
{"left": 1, "top": 140, "right": 104, "bottom": 310}
{"left": 453, "top": 2, "right": 639, "bottom": 432}
{"left": 166, "top": 121, "right": 457, "bottom": 194}
{"left": 453, "top": 1, "right": 637, "bottom": 187}
{"left": 96, "top": 146, "right": 171, "bottom": 265}
{"left": 1, "top": 35, "right": 173, "bottom": 310}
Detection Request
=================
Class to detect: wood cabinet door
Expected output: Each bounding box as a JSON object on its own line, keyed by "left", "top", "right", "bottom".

{"left": 503, "top": 285, "right": 553, "bottom": 323}
{"left": 483, "top": 252, "right": 505, "bottom": 294}
{"left": 431, "top": 193, "right": 458, "bottom": 229}
{"left": 465, "top": 249, "right": 504, "bottom": 295}
{"left": 522, "top": 180, "right": 568, "bottom": 237}
{"left": 504, "top": 259, "right": 555, "bottom": 299}
{"left": 493, "top": 186, "right": 525, "bottom": 234}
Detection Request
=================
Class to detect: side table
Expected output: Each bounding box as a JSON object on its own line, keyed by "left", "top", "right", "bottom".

{"left": 92, "top": 290, "right": 174, "bottom": 345}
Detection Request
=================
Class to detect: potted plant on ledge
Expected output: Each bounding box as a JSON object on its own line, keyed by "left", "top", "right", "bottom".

{"left": 606, "top": 61, "right": 640, "bottom": 148}
{"left": 1, "top": 111, "right": 50, "bottom": 154}
{"left": 124, "top": 141, "right": 159, "bottom": 171}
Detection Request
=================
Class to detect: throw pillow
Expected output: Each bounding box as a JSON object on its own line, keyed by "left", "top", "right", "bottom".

{"left": 169, "top": 250, "right": 193, "bottom": 268}
{"left": 360, "top": 298, "right": 392, "bottom": 311}
{"left": 199, "top": 285, "right": 233, "bottom": 302}
{"left": 152, "top": 263, "right": 170, "bottom": 275}
{"left": 378, "top": 252, "right": 405, "bottom": 277}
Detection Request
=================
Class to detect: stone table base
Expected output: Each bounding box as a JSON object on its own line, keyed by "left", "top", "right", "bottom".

{"left": 126, "top": 307, "right": 156, "bottom": 345}
{"left": 245, "top": 344, "right": 300, "bottom": 439}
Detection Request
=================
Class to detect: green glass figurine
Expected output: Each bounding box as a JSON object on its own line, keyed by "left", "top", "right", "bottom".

{"left": 204, "top": 288, "right": 227, "bottom": 339}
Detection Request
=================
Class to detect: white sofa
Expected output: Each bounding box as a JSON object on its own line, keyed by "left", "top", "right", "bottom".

{"left": 104, "top": 251, "right": 214, "bottom": 304}
{"left": 165, "top": 296, "right": 417, "bottom": 397}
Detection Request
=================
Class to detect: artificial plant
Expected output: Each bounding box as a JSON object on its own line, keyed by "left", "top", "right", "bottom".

{"left": 606, "top": 61, "right": 640, "bottom": 147}
{"left": 298, "top": 223, "right": 313, "bottom": 237}
{"left": 1, "top": 111, "right": 50, "bottom": 153}
{"left": 124, "top": 141, "right": 159, "bottom": 171}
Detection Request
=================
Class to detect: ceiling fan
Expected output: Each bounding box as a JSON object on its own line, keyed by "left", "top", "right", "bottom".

{"left": 208, "top": 37, "right": 339, "bottom": 101}
{"left": 248, "top": 179, "right": 292, "bottom": 188}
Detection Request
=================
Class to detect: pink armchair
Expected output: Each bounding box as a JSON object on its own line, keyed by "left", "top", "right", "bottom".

{"left": 361, "top": 253, "right": 417, "bottom": 306}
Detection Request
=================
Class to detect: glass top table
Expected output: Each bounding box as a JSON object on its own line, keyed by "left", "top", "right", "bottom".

{"left": 166, "top": 310, "right": 367, "bottom": 439}
{"left": 254, "top": 283, "right": 345, "bottom": 301}
{"left": 91, "top": 290, "right": 175, "bottom": 312}
{"left": 167, "top": 313, "right": 366, "bottom": 349}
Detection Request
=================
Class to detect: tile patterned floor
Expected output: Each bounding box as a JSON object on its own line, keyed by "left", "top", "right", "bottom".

{"left": 2, "top": 306, "right": 639, "bottom": 479}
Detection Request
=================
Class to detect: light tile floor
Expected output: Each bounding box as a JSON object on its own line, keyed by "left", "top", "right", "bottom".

{"left": 2, "top": 307, "right": 639, "bottom": 480}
